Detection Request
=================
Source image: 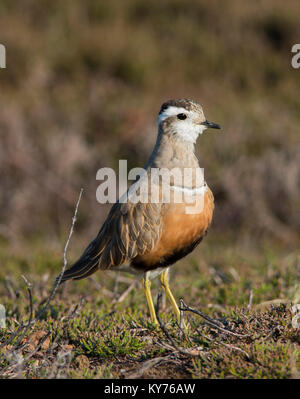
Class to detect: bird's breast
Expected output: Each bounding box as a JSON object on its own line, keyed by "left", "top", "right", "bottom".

{"left": 131, "top": 187, "right": 214, "bottom": 271}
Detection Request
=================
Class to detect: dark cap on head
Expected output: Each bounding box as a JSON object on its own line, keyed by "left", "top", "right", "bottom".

{"left": 159, "top": 99, "right": 198, "bottom": 114}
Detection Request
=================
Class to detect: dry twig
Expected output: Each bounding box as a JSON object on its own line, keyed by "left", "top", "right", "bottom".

{"left": 34, "top": 188, "right": 84, "bottom": 321}
{"left": 0, "top": 189, "right": 83, "bottom": 353}
{"left": 179, "top": 299, "right": 250, "bottom": 338}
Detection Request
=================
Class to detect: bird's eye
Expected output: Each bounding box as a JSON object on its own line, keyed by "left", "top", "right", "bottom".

{"left": 177, "top": 113, "right": 187, "bottom": 120}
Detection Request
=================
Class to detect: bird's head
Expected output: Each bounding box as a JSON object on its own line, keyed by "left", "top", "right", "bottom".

{"left": 158, "top": 99, "right": 221, "bottom": 144}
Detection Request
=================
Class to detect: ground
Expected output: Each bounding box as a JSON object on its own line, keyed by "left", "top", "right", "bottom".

{"left": 0, "top": 234, "right": 299, "bottom": 379}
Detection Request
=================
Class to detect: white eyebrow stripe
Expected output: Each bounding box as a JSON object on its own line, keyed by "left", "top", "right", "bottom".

{"left": 158, "top": 106, "right": 189, "bottom": 124}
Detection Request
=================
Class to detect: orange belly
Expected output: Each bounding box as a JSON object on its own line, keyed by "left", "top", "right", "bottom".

{"left": 132, "top": 188, "right": 214, "bottom": 271}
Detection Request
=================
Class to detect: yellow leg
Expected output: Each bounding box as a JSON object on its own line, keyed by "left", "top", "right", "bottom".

{"left": 160, "top": 269, "right": 187, "bottom": 330}
{"left": 160, "top": 269, "right": 181, "bottom": 321}
{"left": 142, "top": 273, "right": 158, "bottom": 325}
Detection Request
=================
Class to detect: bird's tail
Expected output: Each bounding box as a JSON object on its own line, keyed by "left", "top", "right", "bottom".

{"left": 56, "top": 239, "right": 100, "bottom": 284}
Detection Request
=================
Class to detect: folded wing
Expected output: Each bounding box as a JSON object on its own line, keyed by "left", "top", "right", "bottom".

{"left": 58, "top": 200, "right": 163, "bottom": 283}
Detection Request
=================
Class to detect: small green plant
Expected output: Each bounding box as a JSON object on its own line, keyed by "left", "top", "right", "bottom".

{"left": 79, "top": 331, "right": 145, "bottom": 358}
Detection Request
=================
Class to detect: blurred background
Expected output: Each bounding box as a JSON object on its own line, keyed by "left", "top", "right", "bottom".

{"left": 0, "top": 0, "right": 299, "bottom": 257}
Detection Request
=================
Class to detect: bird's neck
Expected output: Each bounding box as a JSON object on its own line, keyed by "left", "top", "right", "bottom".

{"left": 145, "top": 134, "right": 200, "bottom": 170}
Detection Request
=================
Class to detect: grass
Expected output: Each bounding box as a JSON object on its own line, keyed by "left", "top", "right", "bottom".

{"left": 0, "top": 236, "right": 299, "bottom": 379}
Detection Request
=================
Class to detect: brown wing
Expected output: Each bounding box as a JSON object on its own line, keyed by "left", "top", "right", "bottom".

{"left": 58, "top": 201, "right": 163, "bottom": 282}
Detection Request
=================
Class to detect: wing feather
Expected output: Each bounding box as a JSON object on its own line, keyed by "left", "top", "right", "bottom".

{"left": 58, "top": 200, "right": 163, "bottom": 282}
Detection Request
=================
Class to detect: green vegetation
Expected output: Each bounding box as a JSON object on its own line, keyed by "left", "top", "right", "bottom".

{"left": 0, "top": 238, "right": 299, "bottom": 378}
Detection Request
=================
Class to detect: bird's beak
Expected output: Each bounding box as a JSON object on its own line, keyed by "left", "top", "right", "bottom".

{"left": 201, "top": 120, "right": 221, "bottom": 129}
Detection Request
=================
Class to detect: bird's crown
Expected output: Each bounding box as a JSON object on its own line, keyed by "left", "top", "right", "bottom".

{"left": 159, "top": 99, "right": 202, "bottom": 115}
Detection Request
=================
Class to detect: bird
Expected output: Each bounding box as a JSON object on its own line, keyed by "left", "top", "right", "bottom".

{"left": 57, "top": 99, "right": 221, "bottom": 325}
